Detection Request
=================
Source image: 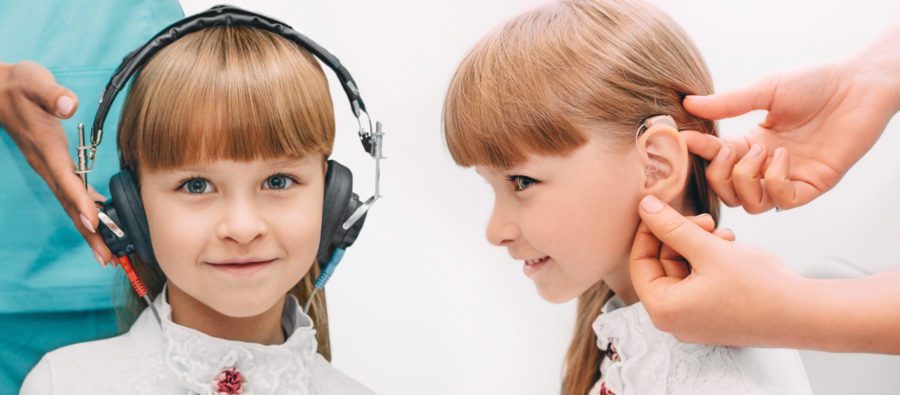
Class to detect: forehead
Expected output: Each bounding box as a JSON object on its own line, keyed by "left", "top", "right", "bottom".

{"left": 145, "top": 154, "right": 324, "bottom": 175}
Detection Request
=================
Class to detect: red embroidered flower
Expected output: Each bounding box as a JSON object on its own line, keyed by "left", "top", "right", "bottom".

{"left": 213, "top": 367, "right": 246, "bottom": 395}
{"left": 600, "top": 381, "right": 616, "bottom": 395}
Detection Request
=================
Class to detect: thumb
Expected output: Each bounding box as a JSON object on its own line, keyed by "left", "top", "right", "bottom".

{"left": 19, "top": 62, "right": 79, "bottom": 118}
{"left": 683, "top": 75, "right": 778, "bottom": 120}
{"left": 636, "top": 195, "right": 723, "bottom": 264}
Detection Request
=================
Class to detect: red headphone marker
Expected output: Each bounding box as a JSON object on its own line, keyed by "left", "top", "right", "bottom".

{"left": 116, "top": 255, "right": 161, "bottom": 324}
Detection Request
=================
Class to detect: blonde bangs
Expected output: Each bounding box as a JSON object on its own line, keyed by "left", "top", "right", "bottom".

{"left": 442, "top": 17, "right": 589, "bottom": 169}
{"left": 118, "top": 27, "right": 335, "bottom": 171}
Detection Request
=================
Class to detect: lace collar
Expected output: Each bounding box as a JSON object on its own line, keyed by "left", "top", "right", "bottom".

{"left": 590, "top": 297, "right": 747, "bottom": 395}
{"left": 149, "top": 285, "right": 319, "bottom": 395}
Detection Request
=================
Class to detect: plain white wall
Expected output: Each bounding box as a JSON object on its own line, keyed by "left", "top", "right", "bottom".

{"left": 176, "top": 1, "right": 900, "bottom": 394}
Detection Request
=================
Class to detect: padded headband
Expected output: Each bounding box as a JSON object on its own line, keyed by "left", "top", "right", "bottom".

{"left": 90, "top": 4, "right": 372, "bottom": 154}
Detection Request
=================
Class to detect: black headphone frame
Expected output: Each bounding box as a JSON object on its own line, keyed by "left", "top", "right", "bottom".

{"left": 94, "top": 5, "right": 381, "bottom": 274}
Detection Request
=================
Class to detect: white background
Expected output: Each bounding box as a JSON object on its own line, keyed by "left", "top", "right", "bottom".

{"left": 178, "top": 1, "right": 900, "bottom": 393}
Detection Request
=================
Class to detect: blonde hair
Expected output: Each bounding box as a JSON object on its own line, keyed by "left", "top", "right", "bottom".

{"left": 114, "top": 26, "right": 335, "bottom": 359}
{"left": 442, "top": 0, "right": 719, "bottom": 393}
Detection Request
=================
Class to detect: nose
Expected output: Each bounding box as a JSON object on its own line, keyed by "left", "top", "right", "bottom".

{"left": 216, "top": 195, "right": 267, "bottom": 245}
{"left": 485, "top": 198, "right": 519, "bottom": 247}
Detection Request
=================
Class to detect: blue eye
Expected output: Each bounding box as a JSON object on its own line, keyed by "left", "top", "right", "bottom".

{"left": 506, "top": 175, "right": 539, "bottom": 192}
{"left": 179, "top": 178, "right": 214, "bottom": 194}
{"left": 263, "top": 174, "right": 295, "bottom": 190}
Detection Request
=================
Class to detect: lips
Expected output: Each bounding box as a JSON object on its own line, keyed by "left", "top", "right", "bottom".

{"left": 524, "top": 256, "right": 549, "bottom": 266}
{"left": 207, "top": 257, "right": 276, "bottom": 265}
{"left": 522, "top": 256, "right": 550, "bottom": 278}
{"left": 206, "top": 258, "right": 277, "bottom": 276}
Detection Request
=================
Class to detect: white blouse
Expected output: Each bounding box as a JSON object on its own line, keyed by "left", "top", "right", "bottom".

{"left": 588, "top": 297, "right": 813, "bottom": 395}
{"left": 20, "top": 288, "right": 375, "bottom": 395}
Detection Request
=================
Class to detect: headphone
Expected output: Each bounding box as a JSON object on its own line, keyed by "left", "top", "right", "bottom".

{"left": 90, "top": 5, "right": 385, "bottom": 289}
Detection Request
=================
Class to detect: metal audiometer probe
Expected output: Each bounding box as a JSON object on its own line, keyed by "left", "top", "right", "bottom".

{"left": 75, "top": 122, "right": 162, "bottom": 325}
{"left": 75, "top": 123, "right": 96, "bottom": 189}
{"left": 303, "top": 119, "right": 386, "bottom": 315}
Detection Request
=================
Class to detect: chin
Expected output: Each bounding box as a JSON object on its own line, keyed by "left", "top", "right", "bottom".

{"left": 535, "top": 285, "right": 580, "bottom": 304}
{"left": 203, "top": 291, "right": 284, "bottom": 318}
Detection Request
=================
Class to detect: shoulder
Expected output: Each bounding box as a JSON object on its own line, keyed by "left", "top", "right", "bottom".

{"left": 727, "top": 347, "right": 814, "bottom": 395}
{"left": 20, "top": 330, "right": 152, "bottom": 394}
{"left": 594, "top": 301, "right": 813, "bottom": 395}
{"left": 309, "top": 354, "right": 377, "bottom": 395}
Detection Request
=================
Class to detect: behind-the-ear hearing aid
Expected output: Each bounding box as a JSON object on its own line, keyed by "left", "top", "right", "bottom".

{"left": 636, "top": 115, "right": 678, "bottom": 142}
{"left": 75, "top": 5, "right": 385, "bottom": 318}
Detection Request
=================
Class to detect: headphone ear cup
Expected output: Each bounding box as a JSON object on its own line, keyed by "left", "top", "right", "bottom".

{"left": 317, "top": 160, "right": 365, "bottom": 265}
{"left": 107, "top": 168, "right": 158, "bottom": 265}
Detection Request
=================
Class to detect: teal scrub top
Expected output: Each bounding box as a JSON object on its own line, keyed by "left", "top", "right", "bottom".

{"left": 0, "top": 0, "right": 184, "bottom": 313}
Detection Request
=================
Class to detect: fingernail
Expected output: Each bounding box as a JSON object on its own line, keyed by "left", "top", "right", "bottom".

{"left": 641, "top": 195, "right": 664, "bottom": 213}
{"left": 747, "top": 144, "right": 762, "bottom": 159}
{"left": 80, "top": 213, "right": 95, "bottom": 233}
{"left": 715, "top": 144, "right": 731, "bottom": 162}
{"left": 774, "top": 147, "right": 785, "bottom": 160}
{"left": 57, "top": 96, "right": 74, "bottom": 117}
{"left": 93, "top": 251, "right": 104, "bottom": 267}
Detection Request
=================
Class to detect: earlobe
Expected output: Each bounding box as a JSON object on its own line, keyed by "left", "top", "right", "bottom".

{"left": 636, "top": 125, "right": 690, "bottom": 202}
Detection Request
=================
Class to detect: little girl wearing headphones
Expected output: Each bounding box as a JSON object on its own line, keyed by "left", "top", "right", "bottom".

{"left": 21, "top": 9, "right": 377, "bottom": 395}
{"left": 443, "top": 1, "right": 812, "bottom": 394}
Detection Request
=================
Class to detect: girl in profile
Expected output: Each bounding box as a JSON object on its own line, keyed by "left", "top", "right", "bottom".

{"left": 442, "top": 1, "right": 813, "bottom": 393}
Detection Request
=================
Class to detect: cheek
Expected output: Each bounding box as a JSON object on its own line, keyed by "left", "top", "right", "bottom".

{"left": 536, "top": 172, "right": 643, "bottom": 274}
{"left": 144, "top": 197, "right": 215, "bottom": 281}
{"left": 276, "top": 198, "right": 323, "bottom": 260}
{"left": 267, "top": 190, "right": 325, "bottom": 274}
{"left": 142, "top": 193, "right": 211, "bottom": 273}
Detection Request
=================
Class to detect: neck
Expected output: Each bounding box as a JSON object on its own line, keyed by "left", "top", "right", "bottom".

{"left": 166, "top": 283, "right": 286, "bottom": 345}
{"left": 604, "top": 262, "right": 639, "bottom": 305}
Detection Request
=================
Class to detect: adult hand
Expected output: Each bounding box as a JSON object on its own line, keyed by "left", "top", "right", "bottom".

{"left": 631, "top": 195, "right": 900, "bottom": 353}
{"left": 681, "top": 25, "right": 900, "bottom": 213}
{"left": 629, "top": 195, "right": 802, "bottom": 346}
{"left": 0, "top": 61, "right": 113, "bottom": 266}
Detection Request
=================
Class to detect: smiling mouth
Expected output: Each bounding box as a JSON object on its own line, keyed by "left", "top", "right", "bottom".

{"left": 522, "top": 256, "right": 550, "bottom": 278}
{"left": 524, "top": 256, "right": 549, "bottom": 266}
{"left": 206, "top": 258, "right": 277, "bottom": 275}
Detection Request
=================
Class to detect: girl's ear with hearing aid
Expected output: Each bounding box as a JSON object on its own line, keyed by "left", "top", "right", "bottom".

{"left": 636, "top": 120, "right": 691, "bottom": 203}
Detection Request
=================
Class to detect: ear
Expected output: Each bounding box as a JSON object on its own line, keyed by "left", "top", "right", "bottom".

{"left": 636, "top": 125, "right": 690, "bottom": 203}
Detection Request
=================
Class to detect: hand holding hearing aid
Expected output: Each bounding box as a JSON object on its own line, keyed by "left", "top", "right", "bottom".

{"left": 680, "top": 23, "right": 900, "bottom": 214}
{"left": 0, "top": 61, "right": 115, "bottom": 266}
{"left": 630, "top": 195, "right": 805, "bottom": 348}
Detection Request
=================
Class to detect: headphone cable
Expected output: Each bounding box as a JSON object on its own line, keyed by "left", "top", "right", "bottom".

{"left": 116, "top": 255, "right": 162, "bottom": 325}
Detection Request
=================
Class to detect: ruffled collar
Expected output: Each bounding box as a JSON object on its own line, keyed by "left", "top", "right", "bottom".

{"left": 150, "top": 284, "right": 319, "bottom": 395}
{"left": 590, "top": 297, "right": 747, "bottom": 395}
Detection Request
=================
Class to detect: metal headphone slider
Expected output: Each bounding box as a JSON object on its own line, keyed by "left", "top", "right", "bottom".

{"left": 74, "top": 123, "right": 100, "bottom": 189}
{"left": 342, "top": 120, "right": 385, "bottom": 231}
